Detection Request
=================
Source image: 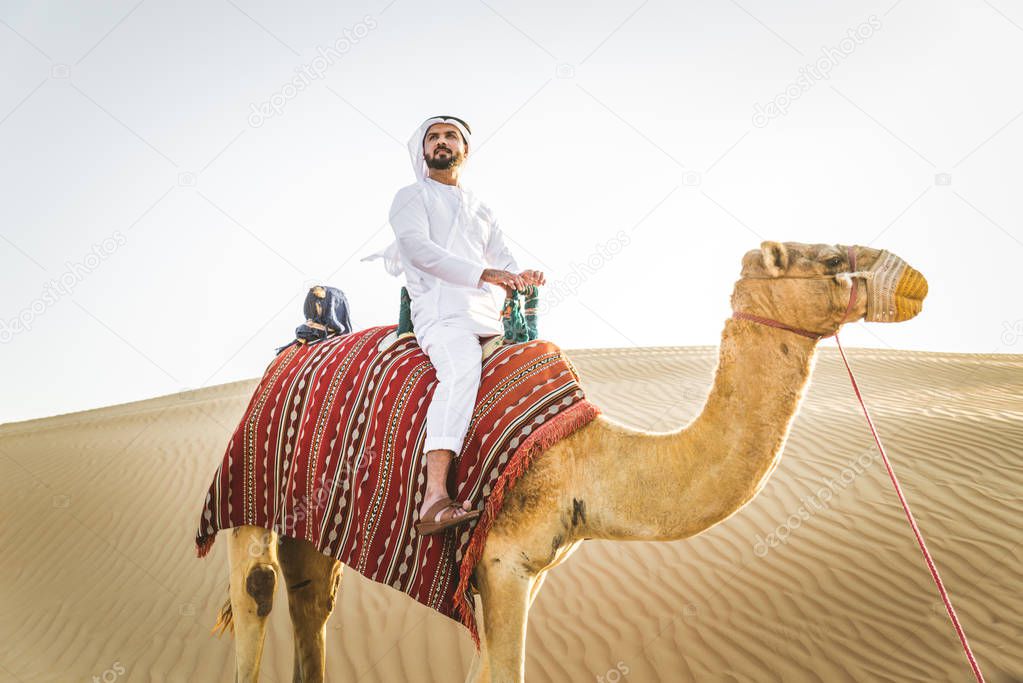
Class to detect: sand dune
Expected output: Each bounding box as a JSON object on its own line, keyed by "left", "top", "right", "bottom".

{"left": 0, "top": 346, "right": 1019, "bottom": 682}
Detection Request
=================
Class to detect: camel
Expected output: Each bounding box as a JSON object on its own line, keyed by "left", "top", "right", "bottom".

{"left": 214, "top": 241, "right": 928, "bottom": 682}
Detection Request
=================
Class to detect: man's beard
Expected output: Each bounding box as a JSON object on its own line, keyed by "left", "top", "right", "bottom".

{"left": 425, "top": 148, "right": 464, "bottom": 170}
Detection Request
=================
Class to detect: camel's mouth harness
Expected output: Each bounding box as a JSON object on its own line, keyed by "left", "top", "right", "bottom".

{"left": 731, "top": 247, "right": 984, "bottom": 682}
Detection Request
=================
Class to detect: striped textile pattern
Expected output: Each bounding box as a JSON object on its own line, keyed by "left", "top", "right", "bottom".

{"left": 194, "top": 324, "right": 599, "bottom": 644}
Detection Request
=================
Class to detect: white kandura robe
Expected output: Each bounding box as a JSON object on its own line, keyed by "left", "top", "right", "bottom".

{"left": 366, "top": 176, "right": 520, "bottom": 453}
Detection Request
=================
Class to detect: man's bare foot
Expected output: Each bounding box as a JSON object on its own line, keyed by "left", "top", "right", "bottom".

{"left": 419, "top": 490, "right": 472, "bottom": 524}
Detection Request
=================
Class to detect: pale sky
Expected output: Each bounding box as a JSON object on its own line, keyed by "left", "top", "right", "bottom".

{"left": 2, "top": 0, "right": 1021, "bottom": 423}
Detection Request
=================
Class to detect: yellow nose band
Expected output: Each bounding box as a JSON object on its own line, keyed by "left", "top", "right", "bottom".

{"left": 893, "top": 265, "right": 928, "bottom": 322}
{"left": 864, "top": 251, "right": 928, "bottom": 322}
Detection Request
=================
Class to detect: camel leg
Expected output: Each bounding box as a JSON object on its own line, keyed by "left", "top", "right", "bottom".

{"left": 474, "top": 561, "right": 533, "bottom": 683}
{"left": 528, "top": 570, "right": 547, "bottom": 608}
{"left": 291, "top": 639, "right": 302, "bottom": 683}
{"left": 278, "top": 536, "right": 343, "bottom": 683}
{"left": 466, "top": 567, "right": 546, "bottom": 683}
{"left": 227, "top": 525, "right": 280, "bottom": 682}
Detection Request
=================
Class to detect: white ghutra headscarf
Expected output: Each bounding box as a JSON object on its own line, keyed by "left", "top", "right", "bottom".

{"left": 361, "top": 115, "right": 473, "bottom": 276}
{"left": 407, "top": 115, "right": 472, "bottom": 180}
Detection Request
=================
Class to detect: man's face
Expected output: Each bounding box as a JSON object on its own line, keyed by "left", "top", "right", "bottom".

{"left": 423, "top": 122, "right": 467, "bottom": 171}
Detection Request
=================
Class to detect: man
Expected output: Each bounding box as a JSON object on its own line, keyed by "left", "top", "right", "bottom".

{"left": 363, "top": 115, "right": 545, "bottom": 535}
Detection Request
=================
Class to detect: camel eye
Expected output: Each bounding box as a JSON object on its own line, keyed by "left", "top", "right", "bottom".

{"left": 825, "top": 257, "right": 842, "bottom": 268}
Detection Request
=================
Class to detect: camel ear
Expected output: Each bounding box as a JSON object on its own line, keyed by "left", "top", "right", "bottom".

{"left": 760, "top": 241, "right": 788, "bottom": 277}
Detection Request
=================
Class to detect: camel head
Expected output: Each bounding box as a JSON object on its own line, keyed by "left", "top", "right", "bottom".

{"left": 731, "top": 241, "right": 929, "bottom": 337}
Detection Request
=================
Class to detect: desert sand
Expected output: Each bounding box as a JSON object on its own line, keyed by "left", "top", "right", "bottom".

{"left": 0, "top": 345, "right": 1019, "bottom": 682}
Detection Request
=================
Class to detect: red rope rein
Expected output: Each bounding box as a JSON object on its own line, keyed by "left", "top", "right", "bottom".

{"left": 732, "top": 246, "right": 982, "bottom": 678}
{"left": 833, "top": 334, "right": 985, "bottom": 682}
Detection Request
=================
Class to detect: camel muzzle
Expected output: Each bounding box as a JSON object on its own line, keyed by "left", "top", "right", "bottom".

{"left": 857, "top": 250, "right": 928, "bottom": 323}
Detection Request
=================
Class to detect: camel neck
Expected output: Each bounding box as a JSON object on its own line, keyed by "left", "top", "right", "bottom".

{"left": 692, "top": 317, "right": 818, "bottom": 448}
{"left": 581, "top": 318, "right": 819, "bottom": 542}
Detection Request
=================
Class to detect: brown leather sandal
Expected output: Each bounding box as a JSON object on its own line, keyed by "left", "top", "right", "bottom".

{"left": 415, "top": 497, "right": 481, "bottom": 536}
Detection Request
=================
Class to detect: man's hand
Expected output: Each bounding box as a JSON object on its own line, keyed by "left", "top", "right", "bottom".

{"left": 518, "top": 270, "right": 546, "bottom": 287}
{"left": 480, "top": 268, "right": 526, "bottom": 293}
{"left": 480, "top": 269, "right": 546, "bottom": 295}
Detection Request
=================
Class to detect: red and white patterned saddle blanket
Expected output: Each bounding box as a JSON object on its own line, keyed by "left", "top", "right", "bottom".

{"left": 194, "top": 324, "right": 600, "bottom": 647}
